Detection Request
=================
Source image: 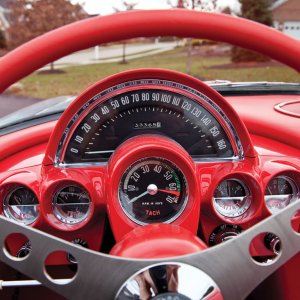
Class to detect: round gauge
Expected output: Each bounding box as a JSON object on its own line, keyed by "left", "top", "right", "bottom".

{"left": 53, "top": 185, "right": 91, "bottom": 224}
{"left": 213, "top": 179, "right": 251, "bottom": 218}
{"left": 119, "top": 157, "right": 188, "bottom": 225}
{"left": 264, "top": 176, "right": 298, "bottom": 214}
{"left": 3, "top": 186, "right": 39, "bottom": 225}
{"left": 209, "top": 224, "right": 242, "bottom": 246}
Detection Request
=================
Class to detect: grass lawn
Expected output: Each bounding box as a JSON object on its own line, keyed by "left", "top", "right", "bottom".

{"left": 21, "top": 47, "right": 300, "bottom": 99}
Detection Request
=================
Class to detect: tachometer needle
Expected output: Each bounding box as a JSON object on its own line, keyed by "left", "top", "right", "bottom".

{"left": 128, "top": 191, "right": 149, "bottom": 204}
{"left": 158, "top": 189, "right": 180, "bottom": 197}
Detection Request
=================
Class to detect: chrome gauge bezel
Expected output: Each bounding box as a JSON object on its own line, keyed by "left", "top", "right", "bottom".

{"left": 264, "top": 175, "right": 299, "bottom": 214}
{"left": 52, "top": 185, "right": 92, "bottom": 225}
{"left": 213, "top": 179, "right": 252, "bottom": 218}
{"left": 3, "top": 186, "right": 40, "bottom": 225}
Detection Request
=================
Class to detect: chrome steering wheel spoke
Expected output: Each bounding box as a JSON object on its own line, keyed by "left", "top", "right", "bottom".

{"left": 0, "top": 200, "right": 300, "bottom": 299}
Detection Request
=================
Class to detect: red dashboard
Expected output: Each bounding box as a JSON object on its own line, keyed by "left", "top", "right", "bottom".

{"left": 0, "top": 69, "right": 299, "bottom": 267}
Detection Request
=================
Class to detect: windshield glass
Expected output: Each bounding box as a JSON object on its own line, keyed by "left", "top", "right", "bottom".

{"left": 0, "top": 0, "right": 299, "bottom": 128}
{"left": 0, "top": 96, "right": 75, "bottom": 130}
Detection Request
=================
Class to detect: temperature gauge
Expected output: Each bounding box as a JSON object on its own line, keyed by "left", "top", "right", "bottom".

{"left": 213, "top": 179, "right": 251, "bottom": 218}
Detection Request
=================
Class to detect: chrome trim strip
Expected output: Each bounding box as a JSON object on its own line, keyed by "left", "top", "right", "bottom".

{"left": 274, "top": 100, "right": 300, "bottom": 118}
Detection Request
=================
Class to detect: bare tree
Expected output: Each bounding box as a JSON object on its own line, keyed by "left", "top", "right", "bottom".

{"left": 0, "top": 29, "right": 6, "bottom": 49}
{"left": 113, "top": 1, "right": 138, "bottom": 64}
{"left": 168, "top": 0, "right": 218, "bottom": 74}
{"left": 7, "top": 0, "right": 87, "bottom": 70}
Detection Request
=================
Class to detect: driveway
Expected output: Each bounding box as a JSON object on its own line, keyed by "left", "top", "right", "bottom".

{"left": 52, "top": 42, "right": 177, "bottom": 67}
{"left": 0, "top": 42, "right": 177, "bottom": 117}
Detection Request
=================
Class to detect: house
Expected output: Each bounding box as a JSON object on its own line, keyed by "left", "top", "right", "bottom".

{"left": 271, "top": 0, "right": 300, "bottom": 40}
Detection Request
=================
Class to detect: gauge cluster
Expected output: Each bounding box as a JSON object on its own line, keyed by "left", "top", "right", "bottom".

{"left": 0, "top": 69, "right": 300, "bottom": 263}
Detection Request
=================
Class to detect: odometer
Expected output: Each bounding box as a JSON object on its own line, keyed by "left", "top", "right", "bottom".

{"left": 119, "top": 157, "right": 188, "bottom": 225}
{"left": 58, "top": 79, "right": 240, "bottom": 165}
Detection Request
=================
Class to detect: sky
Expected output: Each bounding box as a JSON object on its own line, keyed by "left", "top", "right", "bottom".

{"left": 73, "top": 0, "right": 240, "bottom": 16}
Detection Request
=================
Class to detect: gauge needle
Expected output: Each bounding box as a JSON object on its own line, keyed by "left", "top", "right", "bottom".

{"left": 215, "top": 196, "right": 246, "bottom": 202}
{"left": 158, "top": 189, "right": 180, "bottom": 197}
{"left": 128, "top": 191, "right": 149, "bottom": 204}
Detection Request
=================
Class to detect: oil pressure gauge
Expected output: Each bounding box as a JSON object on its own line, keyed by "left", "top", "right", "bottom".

{"left": 213, "top": 179, "right": 251, "bottom": 218}
{"left": 119, "top": 157, "right": 188, "bottom": 225}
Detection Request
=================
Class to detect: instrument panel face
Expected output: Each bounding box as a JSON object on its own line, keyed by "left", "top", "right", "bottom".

{"left": 119, "top": 157, "right": 188, "bottom": 225}
{"left": 57, "top": 79, "right": 242, "bottom": 165}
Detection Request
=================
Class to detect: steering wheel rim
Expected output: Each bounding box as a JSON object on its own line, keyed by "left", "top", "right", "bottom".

{"left": 0, "top": 9, "right": 300, "bottom": 93}
{"left": 1, "top": 9, "right": 300, "bottom": 300}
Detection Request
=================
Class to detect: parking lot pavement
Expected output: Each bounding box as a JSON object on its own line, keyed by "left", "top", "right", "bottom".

{"left": 0, "top": 94, "right": 40, "bottom": 117}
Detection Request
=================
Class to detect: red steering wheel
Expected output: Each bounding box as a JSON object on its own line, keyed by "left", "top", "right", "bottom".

{"left": 0, "top": 10, "right": 300, "bottom": 300}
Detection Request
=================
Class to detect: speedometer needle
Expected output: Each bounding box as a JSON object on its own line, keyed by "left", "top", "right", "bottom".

{"left": 158, "top": 189, "right": 180, "bottom": 197}
{"left": 128, "top": 191, "right": 149, "bottom": 204}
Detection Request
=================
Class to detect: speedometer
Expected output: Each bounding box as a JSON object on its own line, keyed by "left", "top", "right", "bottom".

{"left": 57, "top": 78, "right": 241, "bottom": 166}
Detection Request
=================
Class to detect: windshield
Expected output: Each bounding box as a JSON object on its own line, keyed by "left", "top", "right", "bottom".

{"left": 0, "top": 96, "right": 75, "bottom": 130}
{"left": 0, "top": 0, "right": 299, "bottom": 128}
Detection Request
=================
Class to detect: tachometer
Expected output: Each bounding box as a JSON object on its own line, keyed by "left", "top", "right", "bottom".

{"left": 119, "top": 157, "right": 188, "bottom": 225}
{"left": 57, "top": 79, "right": 241, "bottom": 165}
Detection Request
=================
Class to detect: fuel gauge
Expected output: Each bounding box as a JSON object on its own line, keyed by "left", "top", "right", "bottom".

{"left": 3, "top": 186, "right": 39, "bottom": 225}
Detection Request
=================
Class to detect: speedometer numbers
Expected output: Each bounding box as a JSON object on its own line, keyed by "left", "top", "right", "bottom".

{"left": 119, "top": 158, "right": 188, "bottom": 225}
{"left": 59, "top": 78, "right": 241, "bottom": 166}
